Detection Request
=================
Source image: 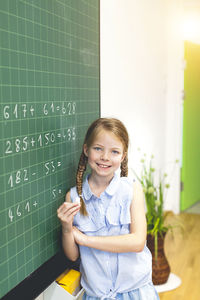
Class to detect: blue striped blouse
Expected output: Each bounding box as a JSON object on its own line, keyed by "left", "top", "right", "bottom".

{"left": 71, "top": 173, "right": 153, "bottom": 299}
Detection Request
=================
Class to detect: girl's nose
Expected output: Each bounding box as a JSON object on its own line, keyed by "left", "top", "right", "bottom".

{"left": 101, "top": 151, "right": 109, "bottom": 160}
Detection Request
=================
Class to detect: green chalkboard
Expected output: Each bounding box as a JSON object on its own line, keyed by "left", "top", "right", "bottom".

{"left": 0, "top": 0, "right": 100, "bottom": 298}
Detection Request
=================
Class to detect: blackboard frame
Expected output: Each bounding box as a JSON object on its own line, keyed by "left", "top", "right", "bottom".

{"left": 0, "top": 0, "right": 101, "bottom": 299}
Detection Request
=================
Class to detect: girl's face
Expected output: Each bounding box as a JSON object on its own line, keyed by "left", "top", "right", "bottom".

{"left": 84, "top": 130, "right": 125, "bottom": 179}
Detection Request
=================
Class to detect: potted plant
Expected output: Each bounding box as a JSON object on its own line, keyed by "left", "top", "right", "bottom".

{"left": 133, "top": 153, "right": 178, "bottom": 285}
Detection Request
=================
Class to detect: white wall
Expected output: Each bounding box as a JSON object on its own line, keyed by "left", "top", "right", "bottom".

{"left": 100, "top": 0, "right": 183, "bottom": 213}
{"left": 101, "top": 0, "right": 167, "bottom": 160}
{"left": 164, "top": 1, "right": 184, "bottom": 213}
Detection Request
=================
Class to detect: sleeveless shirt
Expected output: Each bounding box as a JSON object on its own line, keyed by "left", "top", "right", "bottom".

{"left": 70, "top": 173, "right": 152, "bottom": 299}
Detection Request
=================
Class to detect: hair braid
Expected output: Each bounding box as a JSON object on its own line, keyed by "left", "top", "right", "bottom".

{"left": 76, "top": 151, "right": 88, "bottom": 215}
{"left": 120, "top": 153, "right": 128, "bottom": 177}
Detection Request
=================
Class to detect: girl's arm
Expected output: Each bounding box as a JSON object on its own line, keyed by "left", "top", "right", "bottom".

{"left": 57, "top": 191, "right": 80, "bottom": 261}
{"left": 73, "top": 181, "right": 147, "bottom": 253}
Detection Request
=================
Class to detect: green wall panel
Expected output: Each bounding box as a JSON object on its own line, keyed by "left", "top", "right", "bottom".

{"left": 181, "top": 41, "right": 200, "bottom": 210}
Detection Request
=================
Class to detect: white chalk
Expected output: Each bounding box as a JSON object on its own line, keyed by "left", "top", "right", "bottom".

{"left": 75, "top": 196, "right": 80, "bottom": 204}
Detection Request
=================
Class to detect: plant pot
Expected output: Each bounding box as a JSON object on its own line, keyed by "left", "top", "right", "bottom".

{"left": 147, "top": 232, "right": 170, "bottom": 285}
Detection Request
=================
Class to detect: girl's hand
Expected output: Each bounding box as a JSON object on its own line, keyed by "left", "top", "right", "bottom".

{"left": 57, "top": 202, "right": 80, "bottom": 233}
{"left": 73, "top": 226, "right": 87, "bottom": 246}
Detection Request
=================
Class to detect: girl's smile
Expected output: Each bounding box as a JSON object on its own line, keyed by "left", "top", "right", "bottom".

{"left": 97, "top": 164, "right": 111, "bottom": 168}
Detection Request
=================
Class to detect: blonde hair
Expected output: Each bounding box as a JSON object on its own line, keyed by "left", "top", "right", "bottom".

{"left": 76, "top": 118, "right": 129, "bottom": 215}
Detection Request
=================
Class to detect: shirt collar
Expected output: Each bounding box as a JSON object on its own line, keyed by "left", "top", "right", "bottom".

{"left": 82, "top": 173, "right": 120, "bottom": 201}
{"left": 82, "top": 175, "right": 93, "bottom": 201}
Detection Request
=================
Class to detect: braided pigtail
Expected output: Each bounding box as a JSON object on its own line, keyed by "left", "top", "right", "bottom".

{"left": 76, "top": 151, "right": 88, "bottom": 216}
{"left": 120, "top": 153, "right": 128, "bottom": 177}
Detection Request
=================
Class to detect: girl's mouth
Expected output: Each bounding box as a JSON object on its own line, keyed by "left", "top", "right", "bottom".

{"left": 97, "top": 163, "right": 111, "bottom": 169}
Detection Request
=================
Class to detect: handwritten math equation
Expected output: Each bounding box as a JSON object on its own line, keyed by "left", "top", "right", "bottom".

{"left": 1, "top": 101, "right": 76, "bottom": 120}
{"left": 1, "top": 101, "right": 78, "bottom": 223}
{"left": 4, "top": 128, "right": 76, "bottom": 155}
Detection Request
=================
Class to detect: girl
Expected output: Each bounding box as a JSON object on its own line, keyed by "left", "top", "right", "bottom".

{"left": 57, "top": 118, "right": 159, "bottom": 300}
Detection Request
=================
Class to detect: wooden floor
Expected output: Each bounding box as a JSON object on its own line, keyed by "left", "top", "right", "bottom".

{"left": 158, "top": 212, "right": 200, "bottom": 300}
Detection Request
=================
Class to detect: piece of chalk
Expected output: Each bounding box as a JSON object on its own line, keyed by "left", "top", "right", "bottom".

{"left": 75, "top": 197, "right": 80, "bottom": 204}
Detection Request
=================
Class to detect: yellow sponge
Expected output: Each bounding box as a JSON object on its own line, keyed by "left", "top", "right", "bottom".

{"left": 56, "top": 269, "right": 81, "bottom": 295}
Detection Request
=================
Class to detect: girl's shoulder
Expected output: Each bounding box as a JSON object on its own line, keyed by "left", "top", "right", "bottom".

{"left": 115, "top": 176, "right": 135, "bottom": 196}
{"left": 114, "top": 177, "right": 142, "bottom": 207}
{"left": 118, "top": 176, "right": 141, "bottom": 192}
{"left": 119, "top": 176, "right": 134, "bottom": 186}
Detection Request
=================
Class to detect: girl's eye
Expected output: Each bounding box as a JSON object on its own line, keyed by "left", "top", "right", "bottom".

{"left": 94, "top": 147, "right": 102, "bottom": 151}
{"left": 112, "top": 150, "right": 119, "bottom": 154}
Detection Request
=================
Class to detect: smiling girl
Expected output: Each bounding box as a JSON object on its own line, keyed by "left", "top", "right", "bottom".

{"left": 57, "top": 118, "right": 159, "bottom": 300}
